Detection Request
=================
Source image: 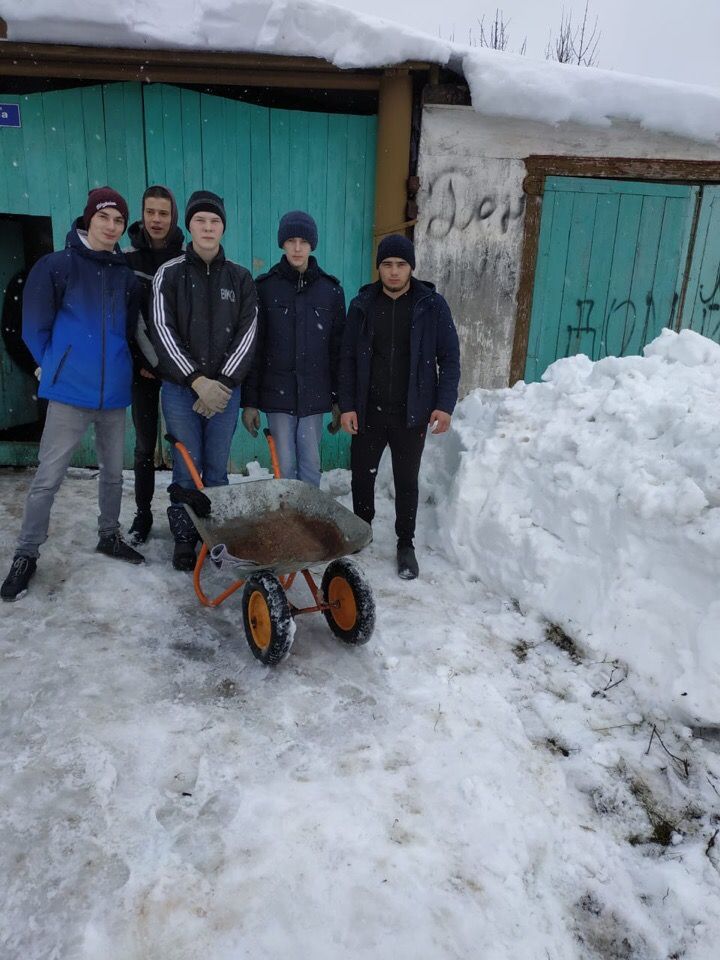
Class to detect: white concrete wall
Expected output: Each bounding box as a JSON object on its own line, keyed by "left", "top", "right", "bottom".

{"left": 414, "top": 105, "right": 720, "bottom": 394}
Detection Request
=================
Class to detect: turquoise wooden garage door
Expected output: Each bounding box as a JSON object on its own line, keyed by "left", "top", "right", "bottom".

{"left": 679, "top": 185, "right": 720, "bottom": 341}
{"left": 525, "top": 176, "right": 699, "bottom": 382}
{"left": 0, "top": 82, "right": 377, "bottom": 470}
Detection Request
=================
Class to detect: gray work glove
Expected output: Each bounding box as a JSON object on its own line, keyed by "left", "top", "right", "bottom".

{"left": 192, "top": 397, "right": 216, "bottom": 419}
{"left": 241, "top": 407, "right": 261, "bottom": 438}
{"left": 326, "top": 403, "right": 342, "bottom": 435}
{"left": 192, "top": 375, "right": 231, "bottom": 414}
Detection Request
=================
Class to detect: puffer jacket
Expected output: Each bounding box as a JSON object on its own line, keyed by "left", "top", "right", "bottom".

{"left": 243, "top": 255, "right": 346, "bottom": 417}
{"left": 22, "top": 219, "right": 141, "bottom": 410}
{"left": 149, "top": 244, "right": 257, "bottom": 389}
{"left": 338, "top": 277, "right": 461, "bottom": 430}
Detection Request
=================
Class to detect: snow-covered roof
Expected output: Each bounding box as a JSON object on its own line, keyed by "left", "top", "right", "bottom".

{"left": 3, "top": 0, "right": 720, "bottom": 144}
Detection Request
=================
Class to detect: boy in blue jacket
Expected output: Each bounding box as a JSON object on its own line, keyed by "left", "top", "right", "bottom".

{"left": 1, "top": 187, "right": 144, "bottom": 602}
{"left": 241, "top": 211, "right": 345, "bottom": 486}
{"left": 339, "top": 235, "right": 460, "bottom": 581}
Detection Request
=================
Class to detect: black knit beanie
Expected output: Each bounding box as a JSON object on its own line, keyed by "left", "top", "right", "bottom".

{"left": 185, "top": 190, "right": 226, "bottom": 230}
{"left": 376, "top": 234, "right": 415, "bottom": 270}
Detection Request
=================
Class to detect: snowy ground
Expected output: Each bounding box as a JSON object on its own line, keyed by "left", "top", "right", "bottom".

{"left": 2, "top": 448, "right": 720, "bottom": 958}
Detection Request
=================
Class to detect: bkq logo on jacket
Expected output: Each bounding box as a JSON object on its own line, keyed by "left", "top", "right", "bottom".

{"left": 221, "top": 288, "right": 236, "bottom": 303}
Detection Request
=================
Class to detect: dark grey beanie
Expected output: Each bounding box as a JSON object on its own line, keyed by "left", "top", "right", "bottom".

{"left": 185, "top": 190, "right": 226, "bottom": 230}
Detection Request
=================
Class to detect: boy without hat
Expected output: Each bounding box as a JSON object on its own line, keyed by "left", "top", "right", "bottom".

{"left": 124, "top": 185, "right": 185, "bottom": 544}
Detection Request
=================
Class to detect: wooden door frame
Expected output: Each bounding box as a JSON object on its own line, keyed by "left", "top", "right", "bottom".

{"left": 510, "top": 155, "right": 720, "bottom": 385}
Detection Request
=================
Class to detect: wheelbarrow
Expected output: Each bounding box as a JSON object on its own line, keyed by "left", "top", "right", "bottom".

{"left": 166, "top": 430, "right": 375, "bottom": 665}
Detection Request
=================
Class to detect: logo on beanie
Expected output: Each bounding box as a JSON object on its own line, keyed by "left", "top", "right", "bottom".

{"left": 95, "top": 201, "right": 119, "bottom": 211}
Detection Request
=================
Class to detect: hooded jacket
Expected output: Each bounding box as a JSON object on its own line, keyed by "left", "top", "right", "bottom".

{"left": 242, "top": 255, "right": 346, "bottom": 417}
{"left": 338, "top": 277, "right": 461, "bottom": 431}
{"left": 149, "top": 244, "right": 258, "bottom": 390}
{"left": 124, "top": 219, "right": 185, "bottom": 369}
{"left": 22, "top": 220, "right": 141, "bottom": 410}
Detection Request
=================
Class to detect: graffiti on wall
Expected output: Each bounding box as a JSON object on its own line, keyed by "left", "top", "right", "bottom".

{"left": 695, "top": 262, "right": 720, "bottom": 340}
{"left": 563, "top": 292, "right": 681, "bottom": 360}
{"left": 424, "top": 169, "right": 526, "bottom": 241}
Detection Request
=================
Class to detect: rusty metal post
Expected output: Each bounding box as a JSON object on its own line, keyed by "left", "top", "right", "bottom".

{"left": 373, "top": 69, "right": 413, "bottom": 272}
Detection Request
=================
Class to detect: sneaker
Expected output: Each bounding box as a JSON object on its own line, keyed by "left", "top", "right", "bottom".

{"left": 397, "top": 543, "right": 419, "bottom": 580}
{"left": 128, "top": 510, "right": 153, "bottom": 545}
{"left": 96, "top": 533, "right": 145, "bottom": 565}
{"left": 173, "top": 541, "right": 197, "bottom": 572}
{"left": 1, "top": 555, "right": 37, "bottom": 601}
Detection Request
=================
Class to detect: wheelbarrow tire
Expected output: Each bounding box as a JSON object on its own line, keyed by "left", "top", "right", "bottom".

{"left": 241, "top": 573, "right": 295, "bottom": 665}
{"left": 321, "top": 558, "right": 375, "bottom": 646}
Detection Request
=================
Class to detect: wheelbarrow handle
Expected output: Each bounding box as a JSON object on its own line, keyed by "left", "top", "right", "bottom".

{"left": 263, "top": 428, "right": 282, "bottom": 480}
{"left": 164, "top": 433, "right": 205, "bottom": 491}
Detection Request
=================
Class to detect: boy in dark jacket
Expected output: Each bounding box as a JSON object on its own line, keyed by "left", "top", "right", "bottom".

{"left": 150, "top": 190, "right": 258, "bottom": 571}
{"left": 241, "top": 210, "right": 345, "bottom": 486}
{"left": 1, "top": 187, "right": 144, "bottom": 601}
{"left": 339, "top": 235, "right": 460, "bottom": 580}
{"left": 124, "top": 185, "right": 185, "bottom": 544}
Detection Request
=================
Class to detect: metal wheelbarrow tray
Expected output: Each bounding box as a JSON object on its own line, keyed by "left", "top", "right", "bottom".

{"left": 170, "top": 432, "right": 375, "bottom": 667}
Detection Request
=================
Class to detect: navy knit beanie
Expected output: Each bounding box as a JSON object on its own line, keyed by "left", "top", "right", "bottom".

{"left": 185, "top": 190, "right": 226, "bottom": 230}
{"left": 376, "top": 234, "right": 415, "bottom": 270}
{"left": 278, "top": 210, "right": 318, "bottom": 251}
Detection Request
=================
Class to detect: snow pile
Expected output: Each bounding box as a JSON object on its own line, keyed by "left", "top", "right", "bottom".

{"left": 4, "top": 0, "right": 720, "bottom": 143}
{"left": 424, "top": 329, "right": 720, "bottom": 725}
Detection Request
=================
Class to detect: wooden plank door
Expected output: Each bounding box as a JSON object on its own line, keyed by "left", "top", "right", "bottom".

{"left": 142, "top": 84, "right": 377, "bottom": 472}
{"left": 525, "top": 177, "right": 698, "bottom": 382}
{"left": 679, "top": 185, "right": 720, "bottom": 342}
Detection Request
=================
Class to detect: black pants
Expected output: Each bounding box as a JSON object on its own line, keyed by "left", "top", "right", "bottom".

{"left": 350, "top": 411, "right": 427, "bottom": 546}
{"left": 131, "top": 372, "right": 161, "bottom": 513}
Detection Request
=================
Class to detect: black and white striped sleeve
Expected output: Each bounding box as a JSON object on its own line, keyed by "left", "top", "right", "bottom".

{"left": 149, "top": 256, "right": 199, "bottom": 385}
{"left": 219, "top": 270, "right": 258, "bottom": 389}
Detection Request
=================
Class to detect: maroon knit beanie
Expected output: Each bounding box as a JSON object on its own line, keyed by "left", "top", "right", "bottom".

{"left": 83, "top": 187, "right": 129, "bottom": 230}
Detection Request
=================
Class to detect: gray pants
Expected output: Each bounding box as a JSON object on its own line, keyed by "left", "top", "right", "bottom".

{"left": 16, "top": 401, "right": 127, "bottom": 559}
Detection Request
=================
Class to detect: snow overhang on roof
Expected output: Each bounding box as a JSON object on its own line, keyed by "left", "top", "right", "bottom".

{"left": 1, "top": 0, "right": 720, "bottom": 144}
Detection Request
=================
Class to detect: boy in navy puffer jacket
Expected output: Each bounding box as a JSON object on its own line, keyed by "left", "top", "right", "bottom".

{"left": 1, "top": 187, "right": 144, "bottom": 602}
{"left": 241, "top": 211, "right": 345, "bottom": 486}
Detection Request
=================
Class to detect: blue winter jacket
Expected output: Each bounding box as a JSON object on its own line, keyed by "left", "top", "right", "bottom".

{"left": 22, "top": 220, "right": 140, "bottom": 410}
{"left": 242, "top": 256, "right": 346, "bottom": 417}
{"left": 338, "top": 278, "right": 461, "bottom": 430}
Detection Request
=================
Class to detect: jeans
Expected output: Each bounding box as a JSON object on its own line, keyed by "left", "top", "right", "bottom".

{"left": 350, "top": 409, "right": 427, "bottom": 546}
{"left": 161, "top": 381, "right": 242, "bottom": 489}
{"left": 265, "top": 412, "right": 323, "bottom": 487}
{"left": 131, "top": 371, "right": 161, "bottom": 513}
{"left": 16, "top": 401, "right": 126, "bottom": 558}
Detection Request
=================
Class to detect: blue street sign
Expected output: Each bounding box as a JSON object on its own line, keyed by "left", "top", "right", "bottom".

{"left": 0, "top": 104, "right": 21, "bottom": 128}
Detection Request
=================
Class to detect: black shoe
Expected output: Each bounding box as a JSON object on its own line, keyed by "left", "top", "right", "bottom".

{"left": 129, "top": 510, "right": 153, "bottom": 545}
{"left": 96, "top": 534, "right": 145, "bottom": 565}
{"left": 1, "top": 555, "right": 37, "bottom": 601}
{"left": 397, "top": 543, "right": 419, "bottom": 580}
{"left": 173, "top": 541, "right": 197, "bottom": 572}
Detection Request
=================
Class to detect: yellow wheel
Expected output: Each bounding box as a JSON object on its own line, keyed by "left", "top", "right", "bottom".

{"left": 241, "top": 573, "right": 294, "bottom": 665}
{"left": 321, "top": 559, "right": 375, "bottom": 645}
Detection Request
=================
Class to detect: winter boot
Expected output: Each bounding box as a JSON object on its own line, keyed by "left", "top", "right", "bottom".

{"left": 168, "top": 504, "right": 199, "bottom": 572}
{"left": 96, "top": 533, "right": 145, "bottom": 565}
{"left": 397, "top": 542, "right": 419, "bottom": 580}
{"left": 129, "top": 509, "right": 153, "bottom": 545}
{"left": 173, "top": 541, "right": 197, "bottom": 572}
{"left": 1, "top": 555, "right": 37, "bottom": 601}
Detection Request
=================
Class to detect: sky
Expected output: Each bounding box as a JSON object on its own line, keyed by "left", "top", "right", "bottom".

{"left": 331, "top": 0, "right": 720, "bottom": 89}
